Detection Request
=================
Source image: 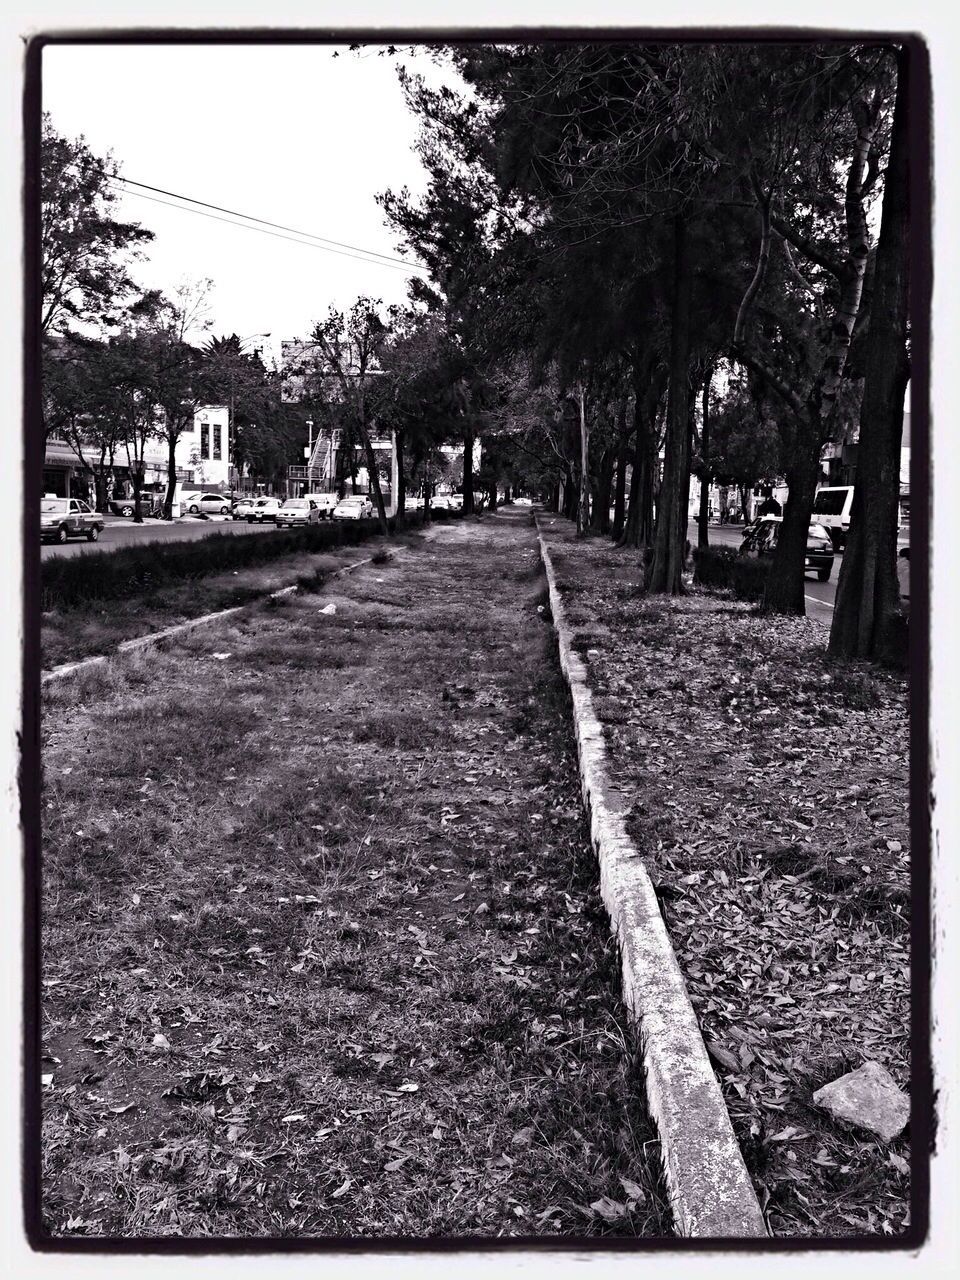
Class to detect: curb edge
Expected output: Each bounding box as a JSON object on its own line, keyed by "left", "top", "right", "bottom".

{"left": 536, "top": 519, "right": 767, "bottom": 1239}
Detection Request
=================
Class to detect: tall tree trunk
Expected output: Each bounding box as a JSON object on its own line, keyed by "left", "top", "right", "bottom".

{"left": 561, "top": 462, "right": 577, "bottom": 519}
{"left": 131, "top": 458, "right": 145, "bottom": 525}
{"left": 761, "top": 424, "right": 821, "bottom": 614}
{"left": 576, "top": 381, "right": 591, "bottom": 535}
{"left": 612, "top": 432, "right": 629, "bottom": 540}
{"left": 164, "top": 436, "right": 178, "bottom": 520}
{"left": 697, "top": 365, "right": 713, "bottom": 550}
{"left": 648, "top": 215, "right": 693, "bottom": 593}
{"left": 830, "top": 48, "right": 910, "bottom": 663}
{"left": 462, "top": 424, "right": 475, "bottom": 515}
{"left": 592, "top": 447, "right": 615, "bottom": 534}
{"left": 359, "top": 423, "right": 389, "bottom": 535}
{"left": 396, "top": 429, "right": 406, "bottom": 522}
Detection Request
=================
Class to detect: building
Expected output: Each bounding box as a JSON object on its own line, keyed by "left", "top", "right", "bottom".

{"left": 172, "top": 405, "right": 232, "bottom": 490}
{"left": 42, "top": 404, "right": 233, "bottom": 503}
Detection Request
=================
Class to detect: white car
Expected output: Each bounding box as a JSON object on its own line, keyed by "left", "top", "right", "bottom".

{"left": 304, "top": 493, "right": 340, "bottom": 519}
{"left": 276, "top": 498, "right": 320, "bottom": 527}
{"left": 431, "top": 494, "right": 450, "bottom": 510}
{"left": 332, "top": 496, "right": 374, "bottom": 520}
{"left": 193, "top": 493, "right": 231, "bottom": 516}
{"left": 247, "top": 497, "right": 282, "bottom": 523}
{"left": 407, "top": 495, "right": 424, "bottom": 510}
{"left": 232, "top": 497, "right": 257, "bottom": 520}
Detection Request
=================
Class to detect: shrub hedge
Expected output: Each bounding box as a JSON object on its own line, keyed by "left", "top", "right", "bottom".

{"left": 42, "top": 509, "right": 463, "bottom": 612}
{"left": 693, "top": 544, "right": 769, "bottom": 603}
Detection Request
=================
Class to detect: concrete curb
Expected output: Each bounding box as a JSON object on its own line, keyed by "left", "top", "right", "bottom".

{"left": 41, "top": 554, "right": 379, "bottom": 686}
{"left": 536, "top": 521, "right": 766, "bottom": 1239}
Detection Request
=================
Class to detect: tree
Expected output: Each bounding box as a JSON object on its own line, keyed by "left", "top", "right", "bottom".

{"left": 310, "top": 300, "right": 393, "bottom": 534}
{"left": 143, "top": 282, "right": 213, "bottom": 521}
{"left": 829, "top": 47, "right": 911, "bottom": 663}
{"left": 40, "top": 114, "right": 154, "bottom": 337}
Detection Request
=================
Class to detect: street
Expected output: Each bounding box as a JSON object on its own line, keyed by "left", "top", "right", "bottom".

{"left": 690, "top": 520, "right": 911, "bottom": 625}
{"left": 691, "top": 521, "right": 839, "bottom": 624}
{"left": 40, "top": 514, "right": 278, "bottom": 560}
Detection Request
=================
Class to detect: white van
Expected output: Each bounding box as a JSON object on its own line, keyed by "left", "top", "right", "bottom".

{"left": 812, "top": 486, "right": 854, "bottom": 549}
{"left": 813, "top": 484, "right": 901, "bottom": 550}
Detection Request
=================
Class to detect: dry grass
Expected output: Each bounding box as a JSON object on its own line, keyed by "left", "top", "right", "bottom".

{"left": 41, "top": 518, "right": 670, "bottom": 1241}
{"left": 41, "top": 533, "right": 429, "bottom": 671}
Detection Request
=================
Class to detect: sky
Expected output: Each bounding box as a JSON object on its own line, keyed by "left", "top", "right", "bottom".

{"left": 42, "top": 42, "right": 459, "bottom": 365}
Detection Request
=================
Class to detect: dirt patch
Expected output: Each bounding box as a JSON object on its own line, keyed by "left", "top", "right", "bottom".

{"left": 41, "top": 516, "right": 669, "bottom": 1240}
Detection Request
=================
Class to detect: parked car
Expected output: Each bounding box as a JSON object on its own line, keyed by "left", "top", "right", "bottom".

{"left": 232, "top": 497, "right": 257, "bottom": 520}
{"left": 304, "top": 493, "right": 340, "bottom": 519}
{"left": 41, "top": 497, "right": 105, "bottom": 544}
{"left": 247, "top": 497, "right": 282, "bottom": 523}
{"left": 182, "top": 492, "right": 230, "bottom": 516}
{"left": 276, "top": 497, "right": 320, "bottom": 527}
{"left": 447, "top": 494, "right": 464, "bottom": 510}
{"left": 407, "top": 495, "right": 424, "bottom": 511}
{"left": 178, "top": 491, "right": 205, "bottom": 513}
{"left": 739, "top": 515, "right": 835, "bottom": 581}
{"left": 332, "top": 495, "right": 374, "bottom": 520}
{"left": 196, "top": 493, "right": 231, "bottom": 516}
{"left": 431, "top": 494, "right": 451, "bottom": 510}
{"left": 108, "top": 496, "right": 158, "bottom": 518}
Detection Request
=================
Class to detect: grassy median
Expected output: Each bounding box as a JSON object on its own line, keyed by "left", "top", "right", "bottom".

{"left": 41, "top": 517, "right": 670, "bottom": 1239}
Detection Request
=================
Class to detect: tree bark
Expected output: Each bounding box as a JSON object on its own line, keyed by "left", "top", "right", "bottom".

{"left": 697, "top": 365, "right": 712, "bottom": 550}
{"left": 576, "top": 380, "right": 591, "bottom": 536}
{"left": 592, "top": 447, "right": 615, "bottom": 534}
{"left": 829, "top": 48, "right": 910, "bottom": 663}
{"left": 612, "top": 434, "right": 628, "bottom": 540}
{"left": 164, "top": 436, "right": 178, "bottom": 520}
{"left": 761, "top": 425, "right": 820, "bottom": 614}
{"left": 648, "top": 215, "right": 693, "bottom": 593}
{"left": 396, "top": 429, "right": 406, "bottom": 522}
{"left": 462, "top": 424, "right": 475, "bottom": 515}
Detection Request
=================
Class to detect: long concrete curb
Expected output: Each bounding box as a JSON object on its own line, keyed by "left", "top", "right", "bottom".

{"left": 41, "top": 554, "right": 379, "bottom": 686}
{"left": 536, "top": 521, "right": 766, "bottom": 1239}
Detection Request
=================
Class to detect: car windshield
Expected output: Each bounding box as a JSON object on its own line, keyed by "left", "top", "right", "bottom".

{"left": 42, "top": 499, "right": 68, "bottom": 513}
{"left": 283, "top": 499, "right": 307, "bottom": 508}
{"left": 813, "top": 489, "right": 850, "bottom": 515}
{"left": 809, "top": 523, "right": 831, "bottom": 539}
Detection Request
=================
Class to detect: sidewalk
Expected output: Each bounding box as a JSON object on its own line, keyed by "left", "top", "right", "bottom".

{"left": 41, "top": 513, "right": 669, "bottom": 1239}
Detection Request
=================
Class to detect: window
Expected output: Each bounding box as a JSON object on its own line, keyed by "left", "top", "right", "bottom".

{"left": 213, "top": 425, "right": 222, "bottom": 460}
{"left": 200, "top": 424, "right": 210, "bottom": 459}
{"left": 77, "top": 501, "right": 91, "bottom": 513}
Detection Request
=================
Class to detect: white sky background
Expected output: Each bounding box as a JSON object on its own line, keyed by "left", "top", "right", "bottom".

{"left": 42, "top": 43, "right": 460, "bottom": 360}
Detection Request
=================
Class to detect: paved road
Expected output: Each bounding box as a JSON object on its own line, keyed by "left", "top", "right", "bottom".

{"left": 40, "top": 515, "right": 279, "bottom": 561}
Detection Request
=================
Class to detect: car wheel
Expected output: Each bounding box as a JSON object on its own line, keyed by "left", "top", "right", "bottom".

{"left": 57, "top": 525, "right": 68, "bottom": 544}
{"left": 87, "top": 525, "right": 100, "bottom": 542}
{"left": 817, "top": 566, "right": 831, "bottom": 582}
{"left": 121, "top": 505, "right": 134, "bottom": 517}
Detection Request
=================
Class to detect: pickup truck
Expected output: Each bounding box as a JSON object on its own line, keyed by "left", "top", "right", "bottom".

{"left": 41, "top": 497, "right": 105, "bottom": 544}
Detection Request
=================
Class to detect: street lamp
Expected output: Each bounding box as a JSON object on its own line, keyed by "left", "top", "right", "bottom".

{"left": 229, "top": 332, "right": 270, "bottom": 504}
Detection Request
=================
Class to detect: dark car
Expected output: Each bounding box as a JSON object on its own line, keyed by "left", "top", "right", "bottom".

{"left": 739, "top": 515, "right": 835, "bottom": 581}
{"left": 108, "top": 496, "right": 159, "bottom": 518}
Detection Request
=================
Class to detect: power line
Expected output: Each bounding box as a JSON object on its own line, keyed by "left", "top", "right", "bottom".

{"left": 108, "top": 174, "right": 428, "bottom": 274}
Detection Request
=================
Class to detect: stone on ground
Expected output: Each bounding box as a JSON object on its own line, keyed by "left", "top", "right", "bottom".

{"left": 812, "top": 1060, "right": 909, "bottom": 1141}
